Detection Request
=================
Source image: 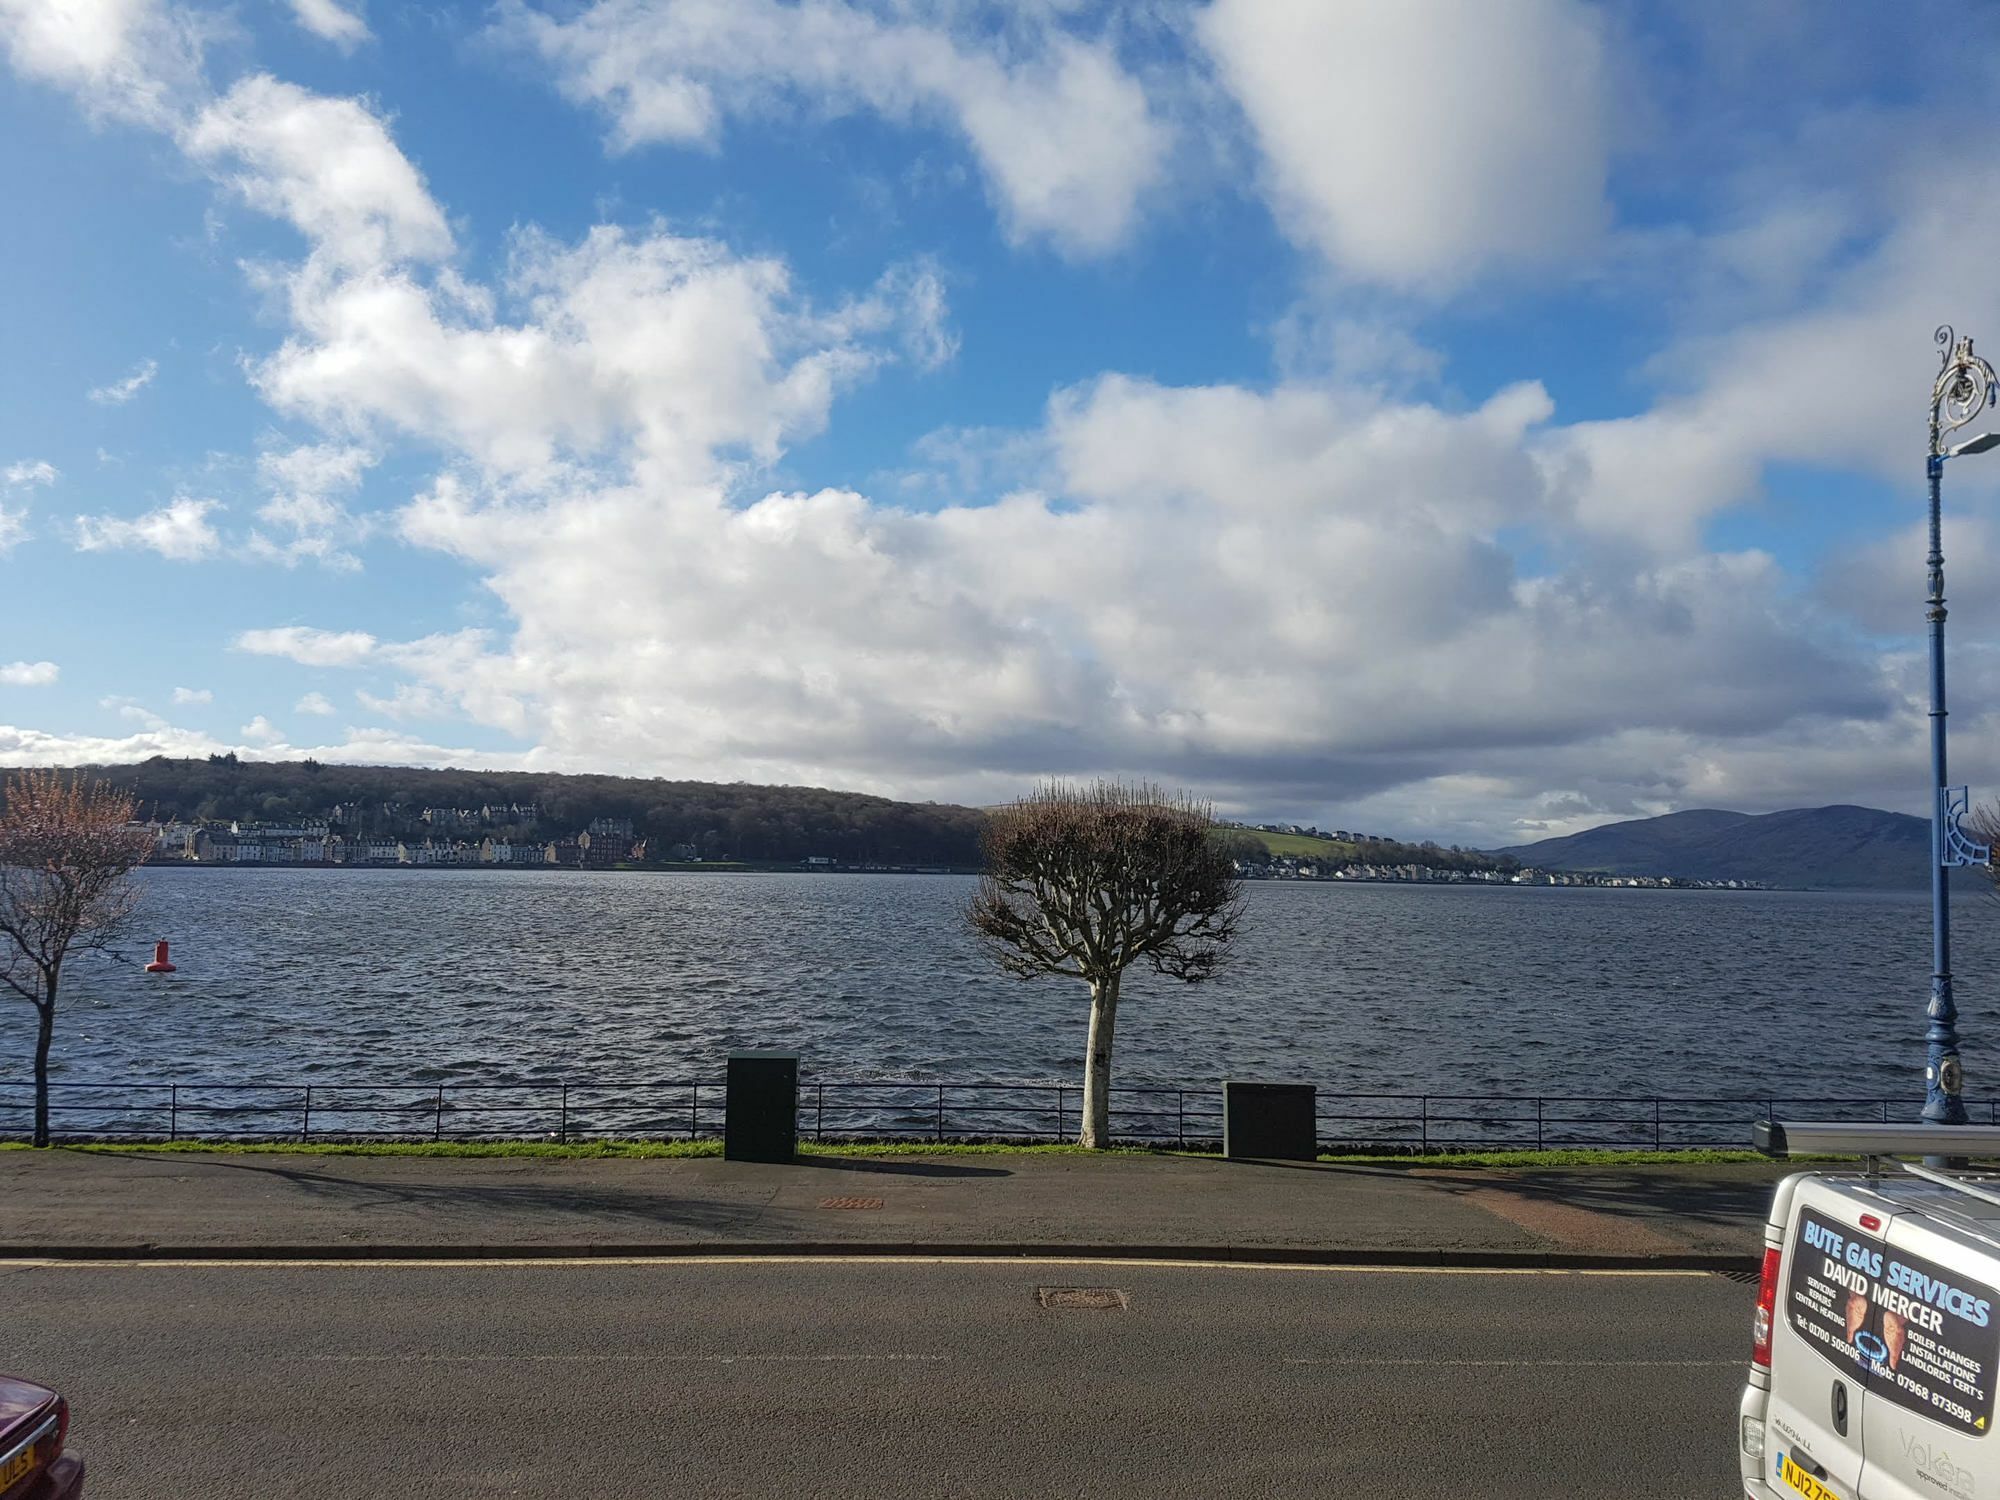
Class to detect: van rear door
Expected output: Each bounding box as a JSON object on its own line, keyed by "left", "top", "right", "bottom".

{"left": 1857, "top": 1200, "right": 2000, "bottom": 1500}
{"left": 1768, "top": 1180, "right": 1897, "bottom": 1495}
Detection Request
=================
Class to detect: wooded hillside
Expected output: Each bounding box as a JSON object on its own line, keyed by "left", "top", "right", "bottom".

{"left": 13, "top": 757, "right": 988, "bottom": 867}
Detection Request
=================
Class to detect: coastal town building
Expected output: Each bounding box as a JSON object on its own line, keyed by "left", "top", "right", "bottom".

{"left": 113, "top": 799, "right": 974, "bottom": 879}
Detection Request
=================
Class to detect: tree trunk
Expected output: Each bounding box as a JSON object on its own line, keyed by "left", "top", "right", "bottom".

{"left": 1079, "top": 974, "right": 1121, "bottom": 1148}
{"left": 32, "top": 990, "right": 54, "bottom": 1149}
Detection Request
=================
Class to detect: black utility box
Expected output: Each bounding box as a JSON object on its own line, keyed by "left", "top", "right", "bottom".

{"left": 1223, "top": 1081, "right": 1317, "bottom": 1161}
{"left": 725, "top": 1051, "right": 799, "bottom": 1163}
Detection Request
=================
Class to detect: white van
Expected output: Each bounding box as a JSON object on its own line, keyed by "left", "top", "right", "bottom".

{"left": 1743, "top": 1121, "right": 2000, "bottom": 1500}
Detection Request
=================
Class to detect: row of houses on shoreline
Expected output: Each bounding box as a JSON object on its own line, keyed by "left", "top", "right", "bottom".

{"left": 135, "top": 816, "right": 694, "bottom": 870}
{"left": 1235, "top": 856, "right": 1762, "bottom": 890}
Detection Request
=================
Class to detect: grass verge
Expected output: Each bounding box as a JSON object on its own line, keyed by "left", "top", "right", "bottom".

{"left": 1323, "top": 1147, "right": 1771, "bottom": 1168}
{"left": 0, "top": 1139, "right": 1778, "bottom": 1167}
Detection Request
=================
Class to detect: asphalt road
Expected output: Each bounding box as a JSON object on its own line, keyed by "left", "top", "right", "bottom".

{"left": 2, "top": 1256, "right": 1753, "bottom": 1498}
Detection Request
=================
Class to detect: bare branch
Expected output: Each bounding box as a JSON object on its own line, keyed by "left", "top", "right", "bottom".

{"left": 0, "top": 770, "right": 152, "bottom": 1144}
{"left": 964, "top": 780, "right": 1245, "bottom": 1149}
{"left": 965, "top": 779, "right": 1243, "bottom": 989}
{"left": 1973, "top": 802, "right": 2000, "bottom": 905}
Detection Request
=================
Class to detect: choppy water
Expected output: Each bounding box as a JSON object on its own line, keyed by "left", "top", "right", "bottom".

{"left": 0, "top": 869, "right": 1993, "bottom": 1110}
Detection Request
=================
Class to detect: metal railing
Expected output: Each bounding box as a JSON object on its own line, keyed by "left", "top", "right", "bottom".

{"left": 1308, "top": 1093, "right": 1971, "bottom": 1152}
{"left": 796, "top": 1080, "right": 1226, "bottom": 1146}
{"left": 0, "top": 1081, "right": 725, "bottom": 1145}
{"left": 0, "top": 1077, "right": 1984, "bottom": 1151}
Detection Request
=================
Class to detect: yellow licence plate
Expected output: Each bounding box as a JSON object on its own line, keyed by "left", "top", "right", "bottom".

{"left": 1780, "top": 1454, "right": 1841, "bottom": 1500}
{"left": 0, "top": 1442, "right": 37, "bottom": 1488}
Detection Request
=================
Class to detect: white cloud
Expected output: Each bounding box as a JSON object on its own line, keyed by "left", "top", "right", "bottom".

{"left": 499, "top": 0, "right": 1170, "bottom": 257}
{"left": 0, "top": 0, "right": 208, "bottom": 128}
{"left": 182, "top": 75, "right": 451, "bottom": 269}
{"left": 87, "top": 357, "right": 157, "bottom": 404}
{"left": 248, "top": 441, "right": 376, "bottom": 569}
{"left": 1199, "top": 0, "right": 1612, "bottom": 289}
{"left": 111, "top": 48, "right": 1897, "bottom": 839}
{"left": 100, "top": 694, "right": 166, "bottom": 729}
{"left": 2, "top": 460, "right": 57, "bottom": 487}
{"left": 0, "top": 719, "right": 542, "bottom": 772}
{"left": 73, "top": 495, "right": 222, "bottom": 559}
{"left": 356, "top": 364, "right": 1883, "bottom": 841}
{"left": 355, "top": 682, "right": 448, "bottom": 720}
{"left": 877, "top": 259, "right": 956, "bottom": 373}
{"left": 251, "top": 223, "right": 923, "bottom": 477}
{"left": 0, "top": 661, "right": 59, "bottom": 687}
{"left": 1546, "top": 180, "right": 2000, "bottom": 553}
{"left": 235, "top": 626, "right": 378, "bottom": 666}
{"left": 170, "top": 685, "right": 212, "bottom": 704}
{"left": 258, "top": 441, "right": 373, "bottom": 497}
{"left": 1267, "top": 309, "right": 1446, "bottom": 393}
{"left": 6, "top": 0, "right": 1980, "bottom": 846}
{"left": 284, "top": 0, "right": 369, "bottom": 51}
{"left": 0, "top": 462, "right": 44, "bottom": 555}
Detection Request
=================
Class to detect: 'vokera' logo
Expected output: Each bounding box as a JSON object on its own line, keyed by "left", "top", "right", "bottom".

{"left": 1903, "top": 1430, "right": 1977, "bottom": 1500}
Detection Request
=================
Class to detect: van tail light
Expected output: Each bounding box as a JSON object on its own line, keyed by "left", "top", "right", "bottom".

{"left": 1753, "top": 1246, "right": 1783, "bottom": 1367}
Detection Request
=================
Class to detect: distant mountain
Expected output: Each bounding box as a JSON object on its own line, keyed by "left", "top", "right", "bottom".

{"left": 1497, "top": 804, "right": 1967, "bottom": 891}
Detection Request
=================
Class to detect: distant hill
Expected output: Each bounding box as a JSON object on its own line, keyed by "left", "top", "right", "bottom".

{"left": 3, "top": 757, "right": 987, "bottom": 868}
{"left": 1497, "top": 804, "right": 1962, "bottom": 891}
{"left": 1221, "top": 825, "right": 1512, "bottom": 877}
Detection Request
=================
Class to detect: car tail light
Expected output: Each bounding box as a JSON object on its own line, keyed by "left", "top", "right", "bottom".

{"left": 1753, "top": 1246, "right": 1783, "bottom": 1367}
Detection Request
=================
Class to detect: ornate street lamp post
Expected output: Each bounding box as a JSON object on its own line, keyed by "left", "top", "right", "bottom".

{"left": 1922, "top": 326, "right": 1999, "bottom": 1126}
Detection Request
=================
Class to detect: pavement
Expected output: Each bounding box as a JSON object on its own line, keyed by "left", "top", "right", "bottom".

{"left": 1, "top": 1256, "right": 1756, "bottom": 1498}
{"left": 0, "top": 1148, "right": 1786, "bottom": 1264}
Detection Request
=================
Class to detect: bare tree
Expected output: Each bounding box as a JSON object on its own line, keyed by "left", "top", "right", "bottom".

{"left": 967, "top": 781, "right": 1243, "bottom": 1148}
{"left": 0, "top": 771, "right": 152, "bottom": 1146}
{"left": 1971, "top": 804, "right": 2000, "bottom": 906}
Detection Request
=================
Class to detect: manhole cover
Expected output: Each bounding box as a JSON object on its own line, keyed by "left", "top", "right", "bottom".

{"left": 818, "top": 1196, "right": 885, "bottom": 1210}
{"left": 1037, "top": 1287, "right": 1129, "bottom": 1310}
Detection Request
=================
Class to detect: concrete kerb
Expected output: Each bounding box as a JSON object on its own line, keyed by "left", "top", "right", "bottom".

{"left": 0, "top": 1240, "right": 1763, "bottom": 1272}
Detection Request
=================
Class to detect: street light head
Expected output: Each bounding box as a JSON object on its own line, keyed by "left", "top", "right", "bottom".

{"left": 1935, "top": 326, "right": 2000, "bottom": 449}
{"left": 1947, "top": 431, "right": 2000, "bottom": 459}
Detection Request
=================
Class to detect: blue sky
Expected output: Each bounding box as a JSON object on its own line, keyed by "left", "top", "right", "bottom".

{"left": 4, "top": 0, "right": 2000, "bottom": 845}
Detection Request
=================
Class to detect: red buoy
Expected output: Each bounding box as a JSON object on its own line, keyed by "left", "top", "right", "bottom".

{"left": 144, "top": 941, "right": 176, "bottom": 974}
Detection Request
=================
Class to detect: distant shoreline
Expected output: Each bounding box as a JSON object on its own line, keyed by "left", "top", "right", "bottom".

{"left": 136, "top": 860, "right": 1933, "bottom": 894}
{"left": 140, "top": 860, "right": 982, "bottom": 877}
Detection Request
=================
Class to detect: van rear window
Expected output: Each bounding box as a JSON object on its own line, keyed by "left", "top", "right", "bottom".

{"left": 1787, "top": 1209, "right": 2000, "bottom": 1437}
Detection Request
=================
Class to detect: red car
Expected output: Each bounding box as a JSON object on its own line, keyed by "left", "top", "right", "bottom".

{"left": 0, "top": 1376, "right": 81, "bottom": 1499}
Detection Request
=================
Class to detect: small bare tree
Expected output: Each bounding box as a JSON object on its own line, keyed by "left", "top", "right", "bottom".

{"left": 967, "top": 781, "right": 1243, "bottom": 1148}
{"left": 1974, "top": 803, "right": 2000, "bottom": 896}
{"left": 0, "top": 771, "right": 152, "bottom": 1146}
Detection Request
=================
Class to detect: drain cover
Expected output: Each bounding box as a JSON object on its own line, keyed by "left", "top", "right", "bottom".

{"left": 1037, "top": 1287, "right": 1129, "bottom": 1310}
{"left": 818, "top": 1196, "right": 885, "bottom": 1210}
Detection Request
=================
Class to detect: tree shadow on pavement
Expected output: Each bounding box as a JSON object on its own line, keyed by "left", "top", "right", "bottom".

{"left": 789, "top": 1158, "right": 1011, "bottom": 1179}
{"left": 1208, "top": 1158, "right": 1430, "bottom": 1176}
{"left": 113, "top": 1152, "right": 771, "bottom": 1235}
